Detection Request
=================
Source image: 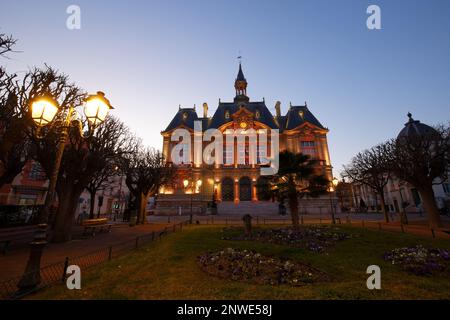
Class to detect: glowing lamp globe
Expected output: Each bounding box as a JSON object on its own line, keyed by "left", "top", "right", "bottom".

{"left": 332, "top": 177, "right": 339, "bottom": 187}
{"left": 84, "top": 91, "right": 113, "bottom": 127}
{"left": 31, "top": 97, "right": 59, "bottom": 126}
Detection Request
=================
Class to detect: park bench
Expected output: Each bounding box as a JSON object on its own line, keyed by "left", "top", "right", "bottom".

{"left": 81, "top": 218, "right": 112, "bottom": 237}
{"left": 0, "top": 225, "right": 49, "bottom": 255}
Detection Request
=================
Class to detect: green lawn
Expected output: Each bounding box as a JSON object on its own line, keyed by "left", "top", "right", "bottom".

{"left": 33, "top": 225, "right": 450, "bottom": 300}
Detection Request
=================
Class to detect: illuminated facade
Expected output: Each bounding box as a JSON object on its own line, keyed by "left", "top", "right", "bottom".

{"left": 157, "top": 64, "right": 333, "bottom": 213}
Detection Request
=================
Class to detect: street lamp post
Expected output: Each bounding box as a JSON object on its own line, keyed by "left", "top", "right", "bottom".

{"left": 329, "top": 177, "right": 339, "bottom": 224}
{"left": 16, "top": 92, "right": 113, "bottom": 295}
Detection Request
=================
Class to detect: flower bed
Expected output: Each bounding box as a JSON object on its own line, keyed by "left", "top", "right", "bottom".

{"left": 222, "top": 226, "right": 353, "bottom": 253}
{"left": 198, "top": 248, "right": 330, "bottom": 286}
{"left": 383, "top": 245, "right": 449, "bottom": 276}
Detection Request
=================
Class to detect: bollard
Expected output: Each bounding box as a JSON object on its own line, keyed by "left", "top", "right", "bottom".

{"left": 431, "top": 229, "right": 436, "bottom": 238}
{"left": 400, "top": 223, "right": 405, "bottom": 233}
{"left": 378, "top": 222, "right": 382, "bottom": 230}
{"left": 152, "top": 231, "right": 155, "bottom": 241}
{"left": 362, "top": 220, "right": 365, "bottom": 228}
{"left": 135, "top": 236, "right": 140, "bottom": 248}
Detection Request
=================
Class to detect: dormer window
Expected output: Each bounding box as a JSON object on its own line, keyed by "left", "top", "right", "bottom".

{"left": 182, "top": 112, "right": 188, "bottom": 120}
{"left": 298, "top": 110, "right": 304, "bottom": 119}
{"left": 255, "top": 110, "right": 260, "bottom": 119}
{"left": 225, "top": 110, "right": 230, "bottom": 119}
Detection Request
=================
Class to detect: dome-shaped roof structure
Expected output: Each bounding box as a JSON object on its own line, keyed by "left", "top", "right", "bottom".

{"left": 397, "top": 112, "right": 437, "bottom": 139}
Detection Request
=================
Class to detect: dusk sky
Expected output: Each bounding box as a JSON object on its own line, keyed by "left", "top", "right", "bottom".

{"left": 1, "top": 0, "right": 450, "bottom": 175}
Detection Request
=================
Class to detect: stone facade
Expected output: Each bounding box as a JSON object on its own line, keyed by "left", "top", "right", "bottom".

{"left": 156, "top": 64, "right": 335, "bottom": 215}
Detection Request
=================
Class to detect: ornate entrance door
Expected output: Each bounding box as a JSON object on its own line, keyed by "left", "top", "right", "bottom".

{"left": 222, "top": 178, "right": 234, "bottom": 201}
{"left": 239, "top": 177, "right": 251, "bottom": 201}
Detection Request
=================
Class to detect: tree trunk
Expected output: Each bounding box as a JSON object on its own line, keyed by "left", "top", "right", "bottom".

{"left": 88, "top": 189, "right": 96, "bottom": 219}
{"left": 136, "top": 192, "right": 148, "bottom": 224}
{"left": 418, "top": 185, "right": 442, "bottom": 228}
{"left": 379, "top": 192, "right": 389, "bottom": 223}
{"left": 288, "top": 194, "right": 300, "bottom": 231}
{"left": 52, "top": 188, "right": 81, "bottom": 243}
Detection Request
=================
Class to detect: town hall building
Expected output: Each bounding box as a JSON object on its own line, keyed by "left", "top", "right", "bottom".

{"left": 156, "top": 64, "right": 334, "bottom": 214}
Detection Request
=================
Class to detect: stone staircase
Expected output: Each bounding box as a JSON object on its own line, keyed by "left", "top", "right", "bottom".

{"left": 217, "top": 201, "right": 280, "bottom": 216}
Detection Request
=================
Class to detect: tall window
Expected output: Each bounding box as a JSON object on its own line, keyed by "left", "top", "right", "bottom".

{"left": 223, "top": 140, "right": 234, "bottom": 165}
{"left": 300, "top": 140, "right": 316, "bottom": 157}
{"left": 257, "top": 143, "right": 268, "bottom": 164}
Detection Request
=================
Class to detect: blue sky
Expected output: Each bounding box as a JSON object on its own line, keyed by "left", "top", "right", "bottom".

{"left": 1, "top": 0, "right": 449, "bottom": 175}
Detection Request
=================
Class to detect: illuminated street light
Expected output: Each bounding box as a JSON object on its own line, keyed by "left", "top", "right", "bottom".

{"left": 30, "top": 96, "right": 59, "bottom": 126}
{"left": 84, "top": 91, "right": 114, "bottom": 127}
{"left": 17, "top": 91, "right": 113, "bottom": 296}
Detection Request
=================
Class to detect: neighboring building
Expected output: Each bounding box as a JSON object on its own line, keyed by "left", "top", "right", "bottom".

{"left": 75, "top": 174, "right": 128, "bottom": 220}
{"left": 157, "top": 63, "right": 335, "bottom": 214}
{"left": 0, "top": 160, "right": 48, "bottom": 206}
{"left": 346, "top": 114, "right": 450, "bottom": 215}
{"left": 0, "top": 160, "right": 129, "bottom": 223}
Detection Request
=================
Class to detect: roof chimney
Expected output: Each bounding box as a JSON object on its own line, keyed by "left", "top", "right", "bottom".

{"left": 275, "top": 101, "right": 281, "bottom": 117}
{"left": 203, "top": 103, "right": 208, "bottom": 118}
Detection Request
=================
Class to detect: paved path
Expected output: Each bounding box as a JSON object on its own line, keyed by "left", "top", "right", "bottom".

{"left": 0, "top": 223, "right": 170, "bottom": 282}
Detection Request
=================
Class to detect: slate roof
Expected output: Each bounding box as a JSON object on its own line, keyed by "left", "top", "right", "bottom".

{"left": 397, "top": 113, "right": 437, "bottom": 139}
{"left": 162, "top": 102, "right": 326, "bottom": 133}
{"left": 236, "top": 63, "right": 246, "bottom": 81}
{"left": 283, "top": 105, "right": 325, "bottom": 130}
{"left": 208, "top": 101, "right": 278, "bottom": 129}
{"left": 163, "top": 108, "right": 198, "bottom": 132}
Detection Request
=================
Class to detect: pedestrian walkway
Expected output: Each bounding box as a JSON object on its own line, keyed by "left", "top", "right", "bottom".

{"left": 0, "top": 223, "right": 170, "bottom": 282}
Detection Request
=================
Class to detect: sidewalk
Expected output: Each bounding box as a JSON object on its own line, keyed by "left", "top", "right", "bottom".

{"left": 0, "top": 222, "right": 170, "bottom": 282}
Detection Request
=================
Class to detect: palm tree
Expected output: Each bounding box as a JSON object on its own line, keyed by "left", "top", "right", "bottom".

{"left": 269, "top": 151, "right": 328, "bottom": 231}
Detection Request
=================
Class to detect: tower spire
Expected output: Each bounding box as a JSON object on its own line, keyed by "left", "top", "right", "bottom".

{"left": 234, "top": 62, "right": 248, "bottom": 99}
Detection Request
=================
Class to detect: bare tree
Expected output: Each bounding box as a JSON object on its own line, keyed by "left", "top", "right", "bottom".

{"left": 0, "top": 69, "right": 30, "bottom": 188}
{"left": 34, "top": 115, "right": 131, "bottom": 242}
{"left": 121, "top": 145, "right": 174, "bottom": 224}
{"left": 0, "top": 33, "right": 17, "bottom": 57}
{"left": 85, "top": 161, "right": 118, "bottom": 219}
{"left": 385, "top": 124, "right": 450, "bottom": 228}
{"left": 343, "top": 144, "right": 392, "bottom": 223}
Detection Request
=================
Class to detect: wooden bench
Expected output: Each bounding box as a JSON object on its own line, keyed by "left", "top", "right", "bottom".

{"left": 81, "top": 218, "right": 112, "bottom": 237}
{"left": 0, "top": 225, "right": 49, "bottom": 255}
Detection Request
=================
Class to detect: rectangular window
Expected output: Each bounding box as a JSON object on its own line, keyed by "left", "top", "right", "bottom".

{"left": 258, "top": 144, "right": 268, "bottom": 164}
{"left": 301, "top": 141, "right": 315, "bottom": 147}
{"left": 28, "top": 163, "right": 45, "bottom": 180}
{"left": 300, "top": 141, "right": 316, "bottom": 157}
{"left": 224, "top": 143, "right": 234, "bottom": 165}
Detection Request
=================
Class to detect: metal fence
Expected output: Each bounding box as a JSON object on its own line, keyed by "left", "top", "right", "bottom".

{"left": 0, "top": 221, "right": 189, "bottom": 300}
{"left": 183, "top": 215, "right": 449, "bottom": 239}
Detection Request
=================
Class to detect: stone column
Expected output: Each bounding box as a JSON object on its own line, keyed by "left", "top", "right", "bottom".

{"left": 251, "top": 179, "right": 258, "bottom": 202}
{"left": 234, "top": 179, "right": 240, "bottom": 204}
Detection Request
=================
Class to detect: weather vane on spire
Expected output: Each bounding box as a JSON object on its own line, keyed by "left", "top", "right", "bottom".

{"left": 237, "top": 50, "right": 242, "bottom": 64}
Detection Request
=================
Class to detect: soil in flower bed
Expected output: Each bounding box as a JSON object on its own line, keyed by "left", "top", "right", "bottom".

{"left": 198, "top": 248, "right": 331, "bottom": 286}
{"left": 384, "top": 245, "right": 450, "bottom": 276}
{"left": 222, "top": 226, "right": 354, "bottom": 253}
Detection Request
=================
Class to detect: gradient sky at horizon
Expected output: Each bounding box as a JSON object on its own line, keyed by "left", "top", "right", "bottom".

{"left": 1, "top": 0, "right": 450, "bottom": 175}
